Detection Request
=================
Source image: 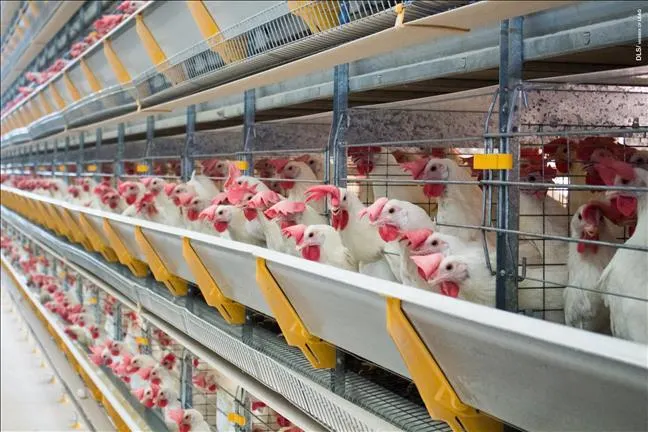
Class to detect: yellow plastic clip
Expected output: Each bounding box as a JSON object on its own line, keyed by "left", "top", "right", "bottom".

{"left": 473, "top": 154, "right": 513, "bottom": 170}
{"left": 102, "top": 219, "right": 149, "bottom": 277}
{"left": 182, "top": 237, "right": 245, "bottom": 324}
{"left": 255, "top": 258, "right": 335, "bottom": 368}
{"left": 386, "top": 297, "right": 503, "bottom": 432}
{"left": 78, "top": 213, "right": 118, "bottom": 262}
{"left": 86, "top": 164, "right": 98, "bottom": 172}
{"left": 233, "top": 160, "right": 248, "bottom": 171}
{"left": 227, "top": 413, "right": 246, "bottom": 426}
{"left": 134, "top": 227, "right": 188, "bottom": 296}
{"left": 135, "top": 163, "right": 149, "bottom": 173}
{"left": 87, "top": 297, "right": 98, "bottom": 305}
{"left": 135, "top": 336, "right": 149, "bottom": 346}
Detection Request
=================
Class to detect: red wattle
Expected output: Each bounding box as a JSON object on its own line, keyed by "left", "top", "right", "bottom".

{"left": 187, "top": 209, "right": 199, "bottom": 221}
{"left": 378, "top": 224, "right": 401, "bottom": 242}
{"left": 423, "top": 184, "right": 445, "bottom": 198}
{"left": 614, "top": 195, "right": 638, "bottom": 218}
{"left": 332, "top": 210, "right": 349, "bottom": 231}
{"left": 440, "top": 281, "right": 460, "bottom": 298}
{"left": 280, "top": 181, "right": 295, "bottom": 190}
{"left": 301, "top": 245, "right": 321, "bottom": 262}
{"left": 243, "top": 208, "right": 257, "bottom": 221}
{"left": 214, "top": 221, "right": 228, "bottom": 232}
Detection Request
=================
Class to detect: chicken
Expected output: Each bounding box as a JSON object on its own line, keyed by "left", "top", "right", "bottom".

{"left": 264, "top": 200, "right": 327, "bottom": 228}
{"left": 244, "top": 190, "right": 293, "bottom": 254}
{"left": 282, "top": 224, "right": 357, "bottom": 271}
{"left": 156, "top": 386, "right": 180, "bottom": 410}
{"left": 402, "top": 156, "right": 488, "bottom": 243}
{"left": 412, "top": 252, "right": 496, "bottom": 306}
{"left": 117, "top": 0, "right": 147, "bottom": 15}
{"left": 359, "top": 197, "right": 435, "bottom": 286}
{"left": 594, "top": 159, "right": 648, "bottom": 343}
{"left": 348, "top": 147, "right": 433, "bottom": 213}
{"left": 199, "top": 204, "right": 265, "bottom": 245}
{"left": 564, "top": 202, "right": 617, "bottom": 333}
{"left": 118, "top": 180, "right": 146, "bottom": 216}
{"left": 293, "top": 154, "right": 325, "bottom": 180}
{"left": 167, "top": 408, "right": 211, "bottom": 432}
{"left": 269, "top": 159, "right": 324, "bottom": 213}
{"left": 176, "top": 192, "right": 213, "bottom": 233}
{"left": 133, "top": 384, "right": 160, "bottom": 409}
{"left": 187, "top": 169, "right": 220, "bottom": 200}
{"left": 305, "top": 185, "right": 397, "bottom": 281}
{"left": 141, "top": 177, "right": 183, "bottom": 225}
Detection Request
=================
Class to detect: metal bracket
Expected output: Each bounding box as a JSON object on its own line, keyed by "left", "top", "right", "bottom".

{"left": 386, "top": 297, "right": 503, "bottom": 432}
{"left": 181, "top": 237, "right": 245, "bottom": 324}
{"left": 102, "top": 219, "right": 149, "bottom": 277}
{"left": 134, "top": 227, "right": 188, "bottom": 296}
{"left": 255, "top": 257, "right": 336, "bottom": 369}
{"left": 78, "top": 213, "right": 118, "bottom": 262}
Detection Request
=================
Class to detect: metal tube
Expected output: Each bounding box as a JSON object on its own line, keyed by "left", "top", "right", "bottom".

{"left": 145, "top": 116, "right": 155, "bottom": 173}
{"left": 331, "top": 63, "right": 349, "bottom": 187}
{"left": 183, "top": 105, "right": 196, "bottom": 181}
{"left": 78, "top": 133, "right": 85, "bottom": 178}
{"left": 113, "top": 302, "right": 123, "bottom": 341}
{"left": 63, "top": 136, "right": 70, "bottom": 183}
{"left": 95, "top": 128, "right": 102, "bottom": 183}
{"left": 243, "top": 89, "right": 255, "bottom": 176}
{"left": 116, "top": 123, "right": 125, "bottom": 179}
{"left": 181, "top": 349, "right": 193, "bottom": 409}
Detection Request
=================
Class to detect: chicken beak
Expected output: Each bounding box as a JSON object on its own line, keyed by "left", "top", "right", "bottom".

{"left": 583, "top": 224, "right": 598, "bottom": 238}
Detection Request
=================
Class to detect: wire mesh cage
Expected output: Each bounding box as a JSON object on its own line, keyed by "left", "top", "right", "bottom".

{"left": 133, "top": 1, "right": 472, "bottom": 106}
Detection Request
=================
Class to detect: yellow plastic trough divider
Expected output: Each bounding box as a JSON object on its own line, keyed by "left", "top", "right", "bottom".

{"left": 1, "top": 259, "right": 131, "bottom": 432}
{"left": 134, "top": 226, "right": 188, "bottom": 296}
{"left": 58, "top": 206, "right": 94, "bottom": 251}
{"left": 386, "top": 297, "right": 503, "bottom": 432}
{"left": 102, "top": 219, "right": 149, "bottom": 277}
{"left": 134, "top": 14, "right": 186, "bottom": 85}
{"left": 78, "top": 213, "right": 119, "bottom": 263}
{"left": 185, "top": 0, "right": 247, "bottom": 64}
{"left": 181, "top": 237, "right": 245, "bottom": 324}
{"left": 255, "top": 257, "right": 335, "bottom": 369}
{"left": 287, "top": 1, "right": 340, "bottom": 34}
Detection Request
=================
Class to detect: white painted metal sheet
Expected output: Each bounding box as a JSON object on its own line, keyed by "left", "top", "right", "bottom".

{"left": 86, "top": 48, "right": 117, "bottom": 88}
{"left": 111, "top": 25, "right": 152, "bottom": 78}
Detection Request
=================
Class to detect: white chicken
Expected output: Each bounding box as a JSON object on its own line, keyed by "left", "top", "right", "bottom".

{"left": 270, "top": 159, "right": 324, "bottom": 214}
{"left": 199, "top": 204, "right": 265, "bottom": 245}
{"left": 594, "top": 159, "right": 648, "bottom": 343}
{"left": 348, "top": 146, "right": 433, "bottom": 214}
{"left": 360, "top": 197, "right": 436, "bottom": 287}
{"left": 305, "top": 185, "right": 397, "bottom": 281}
{"left": 282, "top": 224, "right": 357, "bottom": 271}
{"left": 564, "top": 201, "right": 617, "bottom": 333}
{"left": 167, "top": 408, "right": 211, "bottom": 432}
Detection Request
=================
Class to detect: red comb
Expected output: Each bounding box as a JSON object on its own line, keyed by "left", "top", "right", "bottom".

{"left": 358, "top": 197, "right": 388, "bottom": 223}
{"left": 269, "top": 158, "right": 291, "bottom": 173}
{"left": 282, "top": 224, "right": 307, "bottom": 245}
{"left": 411, "top": 253, "right": 444, "bottom": 281}
{"left": 305, "top": 185, "right": 340, "bottom": 206}
{"left": 403, "top": 229, "right": 433, "bottom": 250}
{"left": 401, "top": 158, "right": 430, "bottom": 180}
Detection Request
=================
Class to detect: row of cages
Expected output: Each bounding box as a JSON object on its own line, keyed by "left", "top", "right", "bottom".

{"left": 2, "top": 82, "right": 648, "bottom": 339}
{"left": 0, "top": 0, "right": 465, "bottom": 140}
{"left": 0, "top": 225, "right": 303, "bottom": 432}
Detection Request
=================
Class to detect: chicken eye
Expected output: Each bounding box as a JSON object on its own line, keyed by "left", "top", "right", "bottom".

{"left": 217, "top": 210, "right": 223, "bottom": 215}
{"left": 288, "top": 166, "right": 294, "bottom": 171}
{"left": 445, "top": 264, "right": 454, "bottom": 271}
{"left": 388, "top": 208, "right": 395, "bottom": 214}
{"left": 217, "top": 164, "right": 223, "bottom": 169}
{"left": 528, "top": 175, "right": 536, "bottom": 182}
{"left": 431, "top": 240, "right": 438, "bottom": 246}
{"left": 237, "top": 180, "right": 243, "bottom": 185}
{"left": 621, "top": 179, "right": 629, "bottom": 185}
{"left": 562, "top": 148, "right": 567, "bottom": 154}
{"left": 430, "top": 165, "right": 437, "bottom": 172}
{"left": 637, "top": 158, "right": 644, "bottom": 164}
{"left": 578, "top": 213, "right": 582, "bottom": 220}
{"left": 342, "top": 195, "right": 347, "bottom": 201}
{"left": 308, "top": 232, "right": 314, "bottom": 238}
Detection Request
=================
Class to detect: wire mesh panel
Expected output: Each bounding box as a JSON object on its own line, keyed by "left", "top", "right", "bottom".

{"left": 133, "top": 1, "right": 472, "bottom": 106}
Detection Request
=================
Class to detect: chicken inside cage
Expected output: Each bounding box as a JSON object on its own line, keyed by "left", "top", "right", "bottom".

{"left": 2, "top": 84, "right": 647, "bottom": 348}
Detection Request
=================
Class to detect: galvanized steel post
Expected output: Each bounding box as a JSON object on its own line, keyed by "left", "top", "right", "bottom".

{"left": 95, "top": 128, "right": 102, "bottom": 182}
{"left": 331, "top": 64, "right": 349, "bottom": 187}
{"left": 181, "top": 349, "right": 193, "bottom": 409}
{"left": 78, "top": 133, "right": 85, "bottom": 178}
{"left": 116, "top": 123, "right": 125, "bottom": 179}
{"left": 113, "top": 302, "right": 123, "bottom": 341}
{"left": 183, "top": 105, "right": 196, "bottom": 181}
{"left": 243, "top": 89, "right": 255, "bottom": 176}
{"left": 63, "top": 136, "right": 70, "bottom": 183}
{"left": 51, "top": 139, "right": 58, "bottom": 176}
{"left": 495, "top": 18, "right": 522, "bottom": 316}
{"left": 145, "top": 115, "right": 155, "bottom": 173}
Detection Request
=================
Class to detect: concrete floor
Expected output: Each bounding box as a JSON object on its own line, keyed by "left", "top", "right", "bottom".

{"left": 0, "top": 292, "right": 89, "bottom": 432}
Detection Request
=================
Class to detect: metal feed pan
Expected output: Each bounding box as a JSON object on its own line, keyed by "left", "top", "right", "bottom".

{"left": 264, "top": 256, "right": 410, "bottom": 378}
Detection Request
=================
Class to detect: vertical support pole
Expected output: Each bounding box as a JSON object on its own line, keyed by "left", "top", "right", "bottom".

{"left": 183, "top": 105, "right": 196, "bottom": 181}
{"left": 116, "top": 123, "right": 125, "bottom": 179}
{"left": 243, "top": 89, "right": 255, "bottom": 176}
{"left": 78, "top": 133, "right": 85, "bottom": 179}
{"left": 95, "top": 128, "right": 102, "bottom": 183}
{"left": 145, "top": 116, "right": 155, "bottom": 173}
{"left": 63, "top": 136, "right": 70, "bottom": 183}
{"left": 76, "top": 277, "right": 83, "bottom": 305}
{"left": 51, "top": 139, "right": 57, "bottom": 177}
{"left": 495, "top": 19, "right": 521, "bottom": 313}
{"left": 181, "top": 349, "right": 193, "bottom": 409}
{"left": 330, "top": 64, "right": 349, "bottom": 187}
{"left": 113, "top": 303, "right": 123, "bottom": 341}
{"left": 141, "top": 324, "right": 152, "bottom": 355}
